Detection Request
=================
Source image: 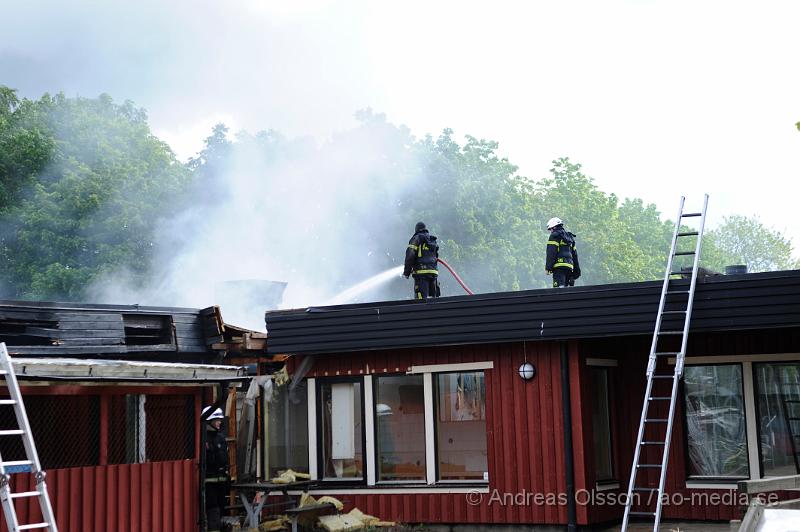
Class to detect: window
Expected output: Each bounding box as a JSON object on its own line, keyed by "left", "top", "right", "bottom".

{"left": 374, "top": 375, "right": 426, "bottom": 482}
{"left": 589, "top": 367, "right": 615, "bottom": 482}
{"left": 435, "top": 372, "right": 488, "bottom": 481}
{"left": 268, "top": 381, "right": 309, "bottom": 479}
{"left": 754, "top": 362, "right": 800, "bottom": 477}
{"left": 319, "top": 380, "right": 364, "bottom": 481}
{"left": 683, "top": 365, "right": 749, "bottom": 479}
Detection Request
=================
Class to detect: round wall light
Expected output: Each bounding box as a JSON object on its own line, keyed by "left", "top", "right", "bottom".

{"left": 518, "top": 362, "right": 536, "bottom": 381}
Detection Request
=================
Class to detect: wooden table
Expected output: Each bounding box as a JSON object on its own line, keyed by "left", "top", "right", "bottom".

{"left": 232, "top": 480, "right": 314, "bottom": 529}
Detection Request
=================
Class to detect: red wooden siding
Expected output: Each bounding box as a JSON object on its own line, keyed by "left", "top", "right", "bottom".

{"left": 295, "top": 340, "right": 588, "bottom": 526}
{"left": 0, "top": 460, "right": 198, "bottom": 532}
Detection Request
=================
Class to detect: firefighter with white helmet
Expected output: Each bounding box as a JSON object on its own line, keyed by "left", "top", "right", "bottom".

{"left": 545, "top": 217, "right": 581, "bottom": 288}
{"left": 202, "top": 405, "right": 228, "bottom": 532}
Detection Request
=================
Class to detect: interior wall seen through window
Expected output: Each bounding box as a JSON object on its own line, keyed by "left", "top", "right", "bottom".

{"left": 267, "top": 380, "right": 309, "bottom": 479}
{"left": 321, "top": 381, "right": 363, "bottom": 481}
{"left": 435, "top": 372, "right": 488, "bottom": 481}
{"left": 375, "top": 375, "right": 426, "bottom": 482}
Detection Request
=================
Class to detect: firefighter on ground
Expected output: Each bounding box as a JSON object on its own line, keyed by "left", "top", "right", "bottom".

{"left": 403, "top": 221, "right": 440, "bottom": 299}
{"left": 545, "top": 217, "right": 581, "bottom": 288}
{"left": 203, "top": 406, "right": 229, "bottom": 532}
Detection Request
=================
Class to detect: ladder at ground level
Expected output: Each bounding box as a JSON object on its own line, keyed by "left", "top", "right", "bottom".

{"left": 621, "top": 195, "right": 709, "bottom": 532}
{"left": 0, "top": 342, "right": 58, "bottom": 532}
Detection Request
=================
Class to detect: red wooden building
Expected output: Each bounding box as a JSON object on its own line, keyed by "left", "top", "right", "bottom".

{"left": 264, "top": 270, "right": 800, "bottom": 529}
{"left": 0, "top": 300, "right": 247, "bottom": 532}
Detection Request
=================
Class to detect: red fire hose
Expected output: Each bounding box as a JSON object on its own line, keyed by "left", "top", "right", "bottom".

{"left": 437, "top": 258, "right": 474, "bottom": 295}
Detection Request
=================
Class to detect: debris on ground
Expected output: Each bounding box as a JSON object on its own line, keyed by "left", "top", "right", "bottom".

{"left": 271, "top": 468, "right": 312, "bottom": 484}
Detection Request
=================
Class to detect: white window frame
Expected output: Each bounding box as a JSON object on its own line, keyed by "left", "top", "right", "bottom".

{"left": 307, "top": 362, "right": 493, "bottom": 490}
{"left": 672, "top": 353, "right": 800, "bottom": 489}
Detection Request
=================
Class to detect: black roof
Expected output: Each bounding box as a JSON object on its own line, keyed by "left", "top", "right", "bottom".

{"left": 0, "top": 299, "right": 216, "bottom": 360}
{"left": 264, "top": 270, "right": 800, "bottom": 355}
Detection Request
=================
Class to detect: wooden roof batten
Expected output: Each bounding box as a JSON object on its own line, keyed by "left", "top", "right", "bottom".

{"left": 263, "top": 269, "right": 800, "bottom": 355}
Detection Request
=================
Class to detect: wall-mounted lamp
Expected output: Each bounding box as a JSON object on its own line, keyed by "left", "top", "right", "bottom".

{"left": 518, "top": 362, "right": 536, "bottom": 380}
{"left": 519, "top": 341, "right": 536, "bottom": 380}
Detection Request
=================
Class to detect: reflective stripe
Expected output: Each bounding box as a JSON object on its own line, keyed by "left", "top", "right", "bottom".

{"left": 408, "top": 244, "right": 418, "bottom": 250}
{"left": 553, "top": 263, "right": 573, "bottom": 269}
{"left": 547, "top": 240, "right": 560, "bottom": 246}
{"left": 414, "top": 269, "right": 438, "bottom": 275}
{"left": 205, "top": 476, "right": 228, "bottom": 483}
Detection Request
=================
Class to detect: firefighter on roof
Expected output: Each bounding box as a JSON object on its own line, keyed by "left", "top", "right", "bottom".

{"left": 403, "top": 221, "right": 440, "bottom": 299}
{"left": 545, "top": 217, "right": 581, "bottom": 288}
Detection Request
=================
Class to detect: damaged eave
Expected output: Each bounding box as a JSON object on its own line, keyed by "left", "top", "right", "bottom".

{"left": 9, "top": 357, "right": 249, "bottom": 383}
{"left": 202, "top": 305, "right": 277, "bottom": 360}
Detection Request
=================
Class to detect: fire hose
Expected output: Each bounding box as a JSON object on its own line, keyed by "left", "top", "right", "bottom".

{"left": 437, "top": 258, "right": 474, "bottom": 295}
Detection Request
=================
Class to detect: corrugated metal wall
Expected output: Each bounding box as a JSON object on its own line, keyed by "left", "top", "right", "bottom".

{"left": 0, "top": 460, "right": 198, "bottom": 532}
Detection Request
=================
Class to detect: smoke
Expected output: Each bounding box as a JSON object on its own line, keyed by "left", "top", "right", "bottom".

{"left": 85, "top": 115, "right": 424, "bottom": 330}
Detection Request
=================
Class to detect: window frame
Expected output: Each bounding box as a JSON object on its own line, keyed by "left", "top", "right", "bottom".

{"left": 432, "top": 370, "right": 489, "bottom": 484}
{"left": 588, "top": 365, "right": 617, "bottom": 484}
{"left": 315, "top": 376, "right": 367, "bottom": 486}
{"left": 680, "top": 362, "right": 750, "bottom": 482}
{"left": 371, "top": 373, "right": 428, "bottom": 486}
{"left": 752, "top": 361, "right": 800, "bottom": 478}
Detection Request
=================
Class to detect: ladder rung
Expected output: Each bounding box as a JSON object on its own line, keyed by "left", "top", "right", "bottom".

{"left": 670, "top": 271, "right": 689, "bottom": 276}
{"left": 658, "top": 331, "right": 683, "bottom": 335}
{"left": 10, "top": 490, "right": 41, "bottom": 499}
{"left": 637, "top": 464, "right": 663, "bottom": 468}
{"left": 641, "top": 441, "right": 666, "bottom": 445}
{"left": 681, "top": 212, "right": 702, "bottom": 217}
{"left": 18, "top": 524, "right": 51, "bottom": 530}
{"left": 0, "top": 460, "right": 32, "bottom": 467}
{"left": 651, "top": 375, "right": 675, "bottom": 379}
{"left": 654, "top": 352, "right": 680, "bottom": 356}
{"left": 665, "top": 290, "right": 689, "bottom": 295}
{"left": 644, "top": 419, "right": 668, "bottom": 423}
{"left": 661, "top": 310, "right": 686, "bottom": 314}
{"left": 649, "top": 397, "right": 671, "bottom": 401}
{"left": 633, "top": 487, "right": 659, "bottom": 492}
{"left": 0, "top": 399, "right": 17, "bottom": 405}
{"left": 674, "top": 251, "right": 696, "bottom": 256}
{"left": 677, "top": 231, "right": 698, "bottom": 237}
{"left": 0, "top": 429, "right": 24, "bottom": 436}
{"left": 629, "top": 511, "right": 656, "bottom": 517}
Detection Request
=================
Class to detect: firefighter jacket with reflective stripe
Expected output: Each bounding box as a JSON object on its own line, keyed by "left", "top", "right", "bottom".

{"left": 546, "top": 227, "right": 581, "bottom": 275}
{"left": 404, "top": 230, "right": 439, "bottom": 277}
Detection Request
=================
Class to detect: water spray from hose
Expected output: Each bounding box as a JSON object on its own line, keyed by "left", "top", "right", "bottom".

{"left": 437, "top": 258, "right": 474, "bottom": 295}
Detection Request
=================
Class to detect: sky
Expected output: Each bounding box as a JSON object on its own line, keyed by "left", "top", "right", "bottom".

{"left": 1, "top": 1, "right": 798, "bottom": 281}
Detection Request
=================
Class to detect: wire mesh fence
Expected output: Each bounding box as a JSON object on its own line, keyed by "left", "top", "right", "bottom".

{"left": 0, "top": 391, "right": 197, "bottom": 471}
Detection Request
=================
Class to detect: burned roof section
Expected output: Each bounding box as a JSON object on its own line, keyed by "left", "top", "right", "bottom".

{"left": 264, "top": 270, "right": 800, "bottom": 355}
{"left": 0, "top": 299, "right": 218, "bottom": 361}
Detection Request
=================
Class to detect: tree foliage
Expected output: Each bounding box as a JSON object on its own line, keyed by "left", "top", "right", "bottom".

{"left": 0, "top": 87, "right": 189, "bottom": 300}
{"left": 0, "top": 88, "right": 796, "bottom": 303}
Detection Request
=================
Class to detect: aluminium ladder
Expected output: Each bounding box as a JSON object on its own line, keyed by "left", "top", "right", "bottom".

{"left": 621, "top": 195, "right": 709, "bottom": 532}
{"left": 0, "top": 342, "right": 58, "bottom": 532}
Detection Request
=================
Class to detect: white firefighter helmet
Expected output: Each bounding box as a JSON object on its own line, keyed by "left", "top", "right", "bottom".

{"left": 202, "top": 406, "right": 224, "bottom": 420}
{"left": 546, "top": 217, "right": 563, "bottom": 230}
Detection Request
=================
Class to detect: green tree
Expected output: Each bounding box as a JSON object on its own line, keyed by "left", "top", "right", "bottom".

{"left": 0, "top": 88, "right": 190, "bottom": 300}
{"left": 704, "top": 215, "right": 800, "bottom": 273}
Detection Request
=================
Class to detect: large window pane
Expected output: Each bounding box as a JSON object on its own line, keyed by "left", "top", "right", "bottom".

{"left": 755, "top": 363, "right": 800, "bottom": 477}
{"left": 590, "top": 367, "right": 614, "bottom": 482}
{"left": 683, "top": 365, "right": 749, "bottom": 479}
{"left": 375, "top": 375, "right": 426, "bottom": 482}
{"left": 435, "top": 372, "right": 488, "bottom": 481}
{"left": 320, "top": 381, "right": 363, "bottom": 480}
{"left": 268, "top": 381, "right": 309, "bottom": 479}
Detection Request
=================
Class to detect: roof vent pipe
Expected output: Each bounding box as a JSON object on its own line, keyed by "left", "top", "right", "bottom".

{"left": 725, "top": 264, "right": 748, "bottom": 275}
